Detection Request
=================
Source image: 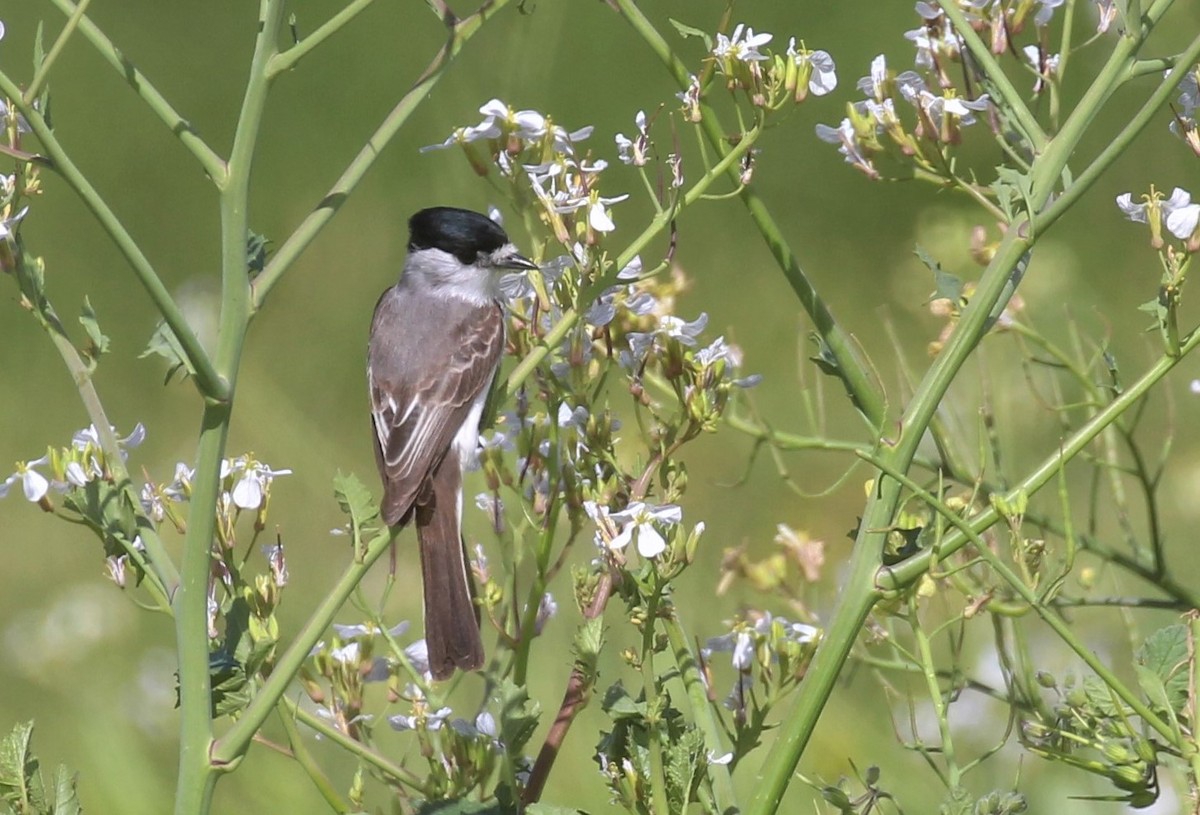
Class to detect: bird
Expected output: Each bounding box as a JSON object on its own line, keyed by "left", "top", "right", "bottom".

{"left": 367, "top": 206, "right": 536, "bottom": 680}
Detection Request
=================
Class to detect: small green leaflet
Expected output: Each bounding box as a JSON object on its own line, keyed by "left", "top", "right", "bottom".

{"left": 668, "top": 18, "right": 712, "bottom": 51}
{"left": 915, "top": 244, "right": 964, "bottom": 305}
{"left": 141, "top": 321, "right": 197, "bottom": 385}
{"left": 79, "top": 296, "right": 111, "bottom": 370}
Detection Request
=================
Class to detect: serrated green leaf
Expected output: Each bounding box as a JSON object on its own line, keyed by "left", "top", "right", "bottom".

{"left": 50, "top": 765, "right": 80, "bottom": 815}
{"left": 493, "top": 679, "right": 540, "bottom": 754}
{"left": 668, "top": 18, "right": 712, "bottom": 51}
{"left": 141, "top": 321, "right": 197, "bottom": 385}
{"left": 663, "top": 726, "right": 705, "bottom": 812}
{"left": 1136, "top": 624, "right": 1188, "bottom": 714}
{"left": 0, "top": 721, "right": 47, "bottom": 813}
{"left": 333, "top": 470, "right": 381, "bottom": 558}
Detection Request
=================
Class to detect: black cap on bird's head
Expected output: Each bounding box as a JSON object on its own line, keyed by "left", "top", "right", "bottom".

{"left": 408, "top": 207, "right": 531, "bottom": 268}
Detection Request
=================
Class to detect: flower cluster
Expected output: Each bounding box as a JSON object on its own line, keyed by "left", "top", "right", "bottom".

{"left": 708, "top": 23, "right": 837, "bottom": 108}
{"left": 423, "top": 99, "right": 625, "bottom": 245}
{"left": 816, "top": 53, "right": 991, "bottom": 179}
{"left": 702, "top": 611, "right": 820, "bottom": 726}
{"left": 0, "top": 422, "right": 145, "bottom": 508}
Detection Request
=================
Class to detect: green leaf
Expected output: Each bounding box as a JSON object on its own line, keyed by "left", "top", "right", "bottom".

{"left": 493, "top": 679, "right": 541, "bottom": 754}
{"left": 526, "top": 805, "right": 590, "bottom": 815}
{"left": 0, "top": 721, "right": 47, "bottom": 813}
{"left": 78, "top": 296, "right": 111, "bottom": 370}
{"left": 32, "top": 22, "right": 52, "bottom": 128}
{"left": 333, "top": 470, "right": 381, "bottom": 558}
{"left": 668, "top": 18, "right": 712, "bottom": 51}
{"left": 50, "top": 765, "right": 81, "bottom": 815}
{"left": 141, "top": 321, "right": 197, "bottom": 385}
{"left": 246, "top": 231, "right": 271, "bottom": 280}
{"left": 915, "top": 245, "right": 963, "bottom": 305}
{"left": 601, "top": 681, "right": 646, "bottom": 720}
{"left": 1135, "top": 624, "right": 1188, "bottom": 715}
{"left": 663, "top": 726, "right": 705, "bottom": 813}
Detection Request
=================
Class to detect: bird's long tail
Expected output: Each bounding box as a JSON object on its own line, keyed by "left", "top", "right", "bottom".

{"left": 415, "top": 449, "right": 485, "bottom": 680}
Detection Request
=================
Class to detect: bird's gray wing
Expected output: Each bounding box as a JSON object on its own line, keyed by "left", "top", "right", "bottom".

{"left": 368, "top": 290, "right": 504, "bottom": 526}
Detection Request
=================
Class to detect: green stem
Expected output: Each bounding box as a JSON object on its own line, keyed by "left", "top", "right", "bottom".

{"left": 45, "top": 0, "right": 228, "bottom": 184}
{"left": 862, "top": 450, "right": 1176, "bottom": 742}
{"left": 877, "top": 322, "right": 1200, "bottom": 592}
{"left": 663, "top": 608, "right": 737, "bottom": 814}
{"left": 280, "top": 695, "right": 426, "bottom": 792}
{"left": 1038, "top": 31, "right": 1200, "bottom": 232}
{"left": 25, "top": 0, "right": 93, "bottom": 105}
{"left": 0, "top": 71, "right": 228, "bottom": 402}
{"left": 276, "top": 705, "right": 351, "bottom": 813}
{"left": 641, "top": 587, "right": 670, "bottom": 815}
{"left": 250, "top": 0, "right": 512, "bottom": 310}
{"left": 939, "top": 2, "right": 1047, "bottom": 152}
{"left": 911, "top": 603, "right": 959, "bottom": 788}
{"left": 212, "top": 528, "right": 396, "bottom": 764}
{"left": 39, "top": 310, "right": 177, "bottom": 604}
{"left": 266, "top": 0, "right": 381, "bottom": 79}
{"left": 175, "top": 4, "right": 285, "bottom": 812}
{"left": 173, "top": 403, "right": 229, "bottom": 815}
{"left": 614, "top": 0, "right": 886, "bottom": 429}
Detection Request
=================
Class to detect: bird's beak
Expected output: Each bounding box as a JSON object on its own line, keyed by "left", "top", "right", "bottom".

{"left": 496, "top": 250, "right": 539, "bottom": 271}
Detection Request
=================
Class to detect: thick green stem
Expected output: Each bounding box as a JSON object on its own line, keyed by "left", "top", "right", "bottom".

{"left": 174, "top": 3, "right": 285, "bottom": 812}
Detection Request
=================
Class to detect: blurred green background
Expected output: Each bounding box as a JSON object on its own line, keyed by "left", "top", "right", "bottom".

{"left": 2, "top": 1, "right": 1200, "bottom": 812}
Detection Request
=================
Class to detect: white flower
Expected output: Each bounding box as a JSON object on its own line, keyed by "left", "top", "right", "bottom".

{"left": 815, "top": 118, "right": 879, "bottom": 179}
{"left": 388, "top": 706, "right": 452, "bottom": 731}
{"left": 787, "top": 39, "right": 837, "bottom": 96}
{"left": 1035, "top": 0, "right": 1065, "bottom": 27}
{"left": 608, "top": 501, "right": 682, "bottom": 558}
{"left": 712, "top": 23, "right": 772, "bottom": 64}
{"left": 1117, "top": 187, "right": 1200, "bottom": 240}
{"left": 0, "top": 456, "right": 51, "bottom": 502}
{"left": 221, "top": 455, "right": 292, "bottom": 510}
{"left": 330, "top": 642, "right": 361, "bottom": 666}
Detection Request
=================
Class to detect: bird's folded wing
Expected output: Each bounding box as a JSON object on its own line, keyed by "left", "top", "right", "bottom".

{"left": 369, "top": 298, "right": 504, "bottom": 525}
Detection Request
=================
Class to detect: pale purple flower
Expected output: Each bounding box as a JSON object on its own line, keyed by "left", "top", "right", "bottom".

{"left": 534, "top": 592, "right": 557, "bottom": 634}
{"left": 1117, "top": 187, "right": 1200, "bottom": 240}
{"left": 815, "top": 118, "right": 879, "bottom": 179}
